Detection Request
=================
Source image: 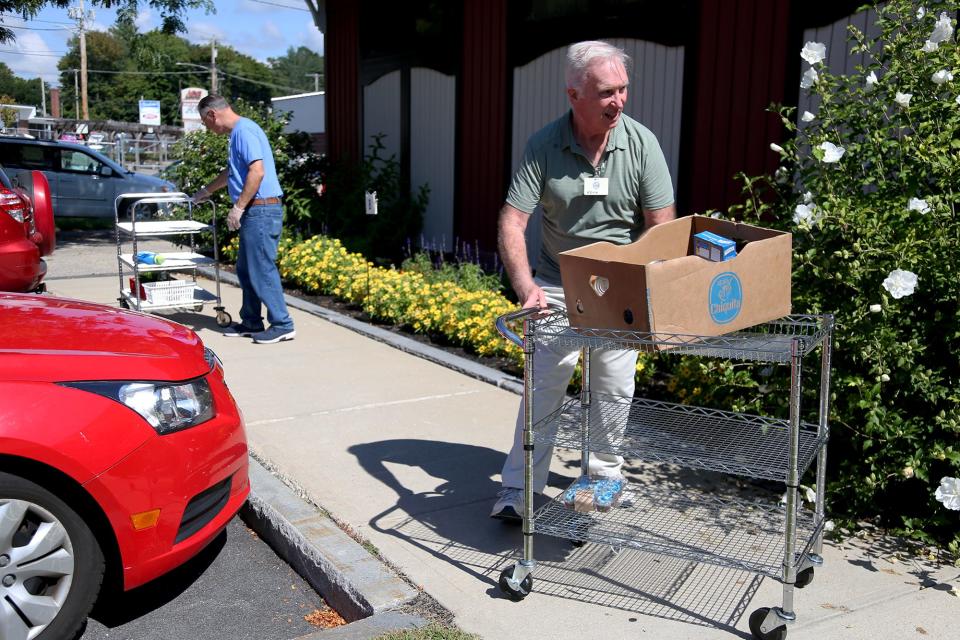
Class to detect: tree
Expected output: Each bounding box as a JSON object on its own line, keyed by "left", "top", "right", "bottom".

{"left": 268, "top": 46, "right": 324, "bottom": 93}
{"left": 57, "top": 25, "right": 278, "bottom": 124}
{"left": 0, "top": 63, "right": 42, "bottom": 107}
{"left": 0, "top": 0, "right": 213, "bottom": 44}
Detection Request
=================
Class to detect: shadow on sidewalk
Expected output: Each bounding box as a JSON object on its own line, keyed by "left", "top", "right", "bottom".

{"left": 350, "top": 439, "right": 760, "bottom": 637}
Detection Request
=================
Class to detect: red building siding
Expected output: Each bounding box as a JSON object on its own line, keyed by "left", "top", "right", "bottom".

{"left": 456, "top": 0, "right": 508, "bottom": 253}
{"left": 327, "top": 2, "right": 360, "bottom": 163}
{"left": 686, "top": 0, "right": 790, "bottom": 214}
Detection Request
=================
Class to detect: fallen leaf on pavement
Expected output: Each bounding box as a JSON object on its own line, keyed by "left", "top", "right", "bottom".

{"left": 305, "top": 609, "right": 347, "bottom": 628}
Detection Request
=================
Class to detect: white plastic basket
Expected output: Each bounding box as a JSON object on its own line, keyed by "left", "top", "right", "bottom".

{"left": 143, "top": 279, "right": 195, "bottom": 305}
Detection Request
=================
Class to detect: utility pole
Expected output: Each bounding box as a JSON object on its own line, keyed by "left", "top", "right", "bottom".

{"left": 73, "top": 69, "right": 79, "bottom": 119}
{"left": 68, "top": 0, "right": 94, "bottom": 120}
{"left": 39, "top": 77, "right": 46, "bottom": 117}
{"left": 210, "top": 39, "right": 218, "bottom": 94}
{"left": 305, "top": 73, "right": 322, "bottom": 92}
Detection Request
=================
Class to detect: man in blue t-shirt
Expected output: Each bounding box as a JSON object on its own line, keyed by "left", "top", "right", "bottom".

{"left": 191, "top": 95, "right": 295, "bottom": 344}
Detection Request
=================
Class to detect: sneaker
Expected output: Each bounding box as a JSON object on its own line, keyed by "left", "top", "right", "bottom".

{"left": 490, "top": 487, "right": 523, "bottom": 522}
{"left": 222, "top": 323, "right": 262, "bottom": 338}
{"left": 252, "top": 326, "right": 296, "bottom": 344}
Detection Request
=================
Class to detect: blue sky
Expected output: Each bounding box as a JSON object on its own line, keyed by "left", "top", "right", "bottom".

{"left": 1, "top": 0, "right": 324, "bottom": 87}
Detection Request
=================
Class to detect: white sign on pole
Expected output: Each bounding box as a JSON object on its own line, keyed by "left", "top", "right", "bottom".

{"left": 139, "top": 99, "right": 161, "bottom": 126}
{"left": 180, "top": 87, "right": 208, "bottom": 132}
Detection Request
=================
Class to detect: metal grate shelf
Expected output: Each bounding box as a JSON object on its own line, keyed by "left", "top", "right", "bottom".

{"left": 535, "top": 481, "right": 821, "bottom": 580}
{"left": 536, "top": 394, "right": 824, "bottom": 482}
{"left": 527, "top": 312, "right": 832, "bottom": 363}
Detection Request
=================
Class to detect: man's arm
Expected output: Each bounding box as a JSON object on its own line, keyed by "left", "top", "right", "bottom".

{"left": 226, "top": 160, "right": 265, "bottom": 230}
{"left": 643, "top": 203, "right": 676, "bottom": 230}
{"left": 498, "top": 203, "right": 546, "bottom": 309}
{"left": 191, "top": 169, "right": 228, "bottom": 203}
{"left": 234, "top": 160, "right": 265, "bottom": 210}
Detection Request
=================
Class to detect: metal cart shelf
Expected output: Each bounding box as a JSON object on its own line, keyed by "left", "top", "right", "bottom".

{"left": 495, "top": 309, "right": 834, "bottom": 640}
{"left": 114, "top": 192, "right": 231, "bottom": 326}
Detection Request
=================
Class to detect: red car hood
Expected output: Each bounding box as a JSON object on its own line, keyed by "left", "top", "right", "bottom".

{"left": 0, "top": 293, "right": 208, "bottom": 382}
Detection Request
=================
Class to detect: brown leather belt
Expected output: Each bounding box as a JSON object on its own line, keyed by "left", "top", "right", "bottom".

{"left": 248, "top": 197, "right": 282, "bottom": 206}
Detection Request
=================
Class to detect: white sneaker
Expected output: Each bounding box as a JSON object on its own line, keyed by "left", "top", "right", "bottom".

{"left": 490, "top": 487, "right": 523, "bottom": 522}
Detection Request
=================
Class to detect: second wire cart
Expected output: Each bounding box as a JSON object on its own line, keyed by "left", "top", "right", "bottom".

{"left": 115, "top": 192, "right": 232, "bottom": 327}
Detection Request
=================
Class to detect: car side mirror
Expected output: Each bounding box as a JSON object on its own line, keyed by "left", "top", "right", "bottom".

{"left": 99, "top": 166, "right": 114, "bottom": 177}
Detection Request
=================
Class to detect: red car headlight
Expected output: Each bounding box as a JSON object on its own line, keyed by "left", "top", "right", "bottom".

{"left": 63, "top": 377, "right": 215, "bottom": 435}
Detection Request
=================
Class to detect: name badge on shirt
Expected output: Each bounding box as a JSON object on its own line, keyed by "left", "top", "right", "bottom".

{"left": 583, "top": 177, "right": 609, "bottom": 196}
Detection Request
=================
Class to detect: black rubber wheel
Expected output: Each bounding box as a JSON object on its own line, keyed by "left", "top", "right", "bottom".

{"left": 794, "top": 566, "right": 814, "bottom": 589}
{"left": 119, "top": 298, "right": 130, "bottom": 309}
{"left": 498, "top": 566, "right": 533, "bottom": 601}
{"left": 748, "top": 607, "right": 787, "bottom": 640}
{"left": 216, "top": 310, "right": 232, "bottom": 327}
{"left": 0, "top": 471, "right": 105, "bottom": 640}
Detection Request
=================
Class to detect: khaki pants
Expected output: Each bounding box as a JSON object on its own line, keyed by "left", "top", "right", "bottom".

{"left": 499, "top": 279, "right": 637, "bottom": 493}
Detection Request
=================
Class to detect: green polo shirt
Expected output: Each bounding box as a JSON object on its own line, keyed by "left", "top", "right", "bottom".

{"left": 506, "top": 111, "right": 675, "bottom": 284}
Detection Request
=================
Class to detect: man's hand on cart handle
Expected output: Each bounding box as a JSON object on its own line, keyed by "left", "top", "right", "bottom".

{"left": 519, "top": 283, "right": 548, "bottom": 310}
{"left": 227, "top": 205, "right": 244, "bottom": 231}
{"left": 191, "top": 187, "right": 210, "bottom": 204}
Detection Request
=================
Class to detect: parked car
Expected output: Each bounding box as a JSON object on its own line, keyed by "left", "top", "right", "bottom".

{"left": 0, "top": 164, "right": 54, "bottom": 292}
{"left": 0, "top": 137, "right": 176, "bottom": 219}
{"left": 0, "top": 293, "right": 250, "bottom": 639}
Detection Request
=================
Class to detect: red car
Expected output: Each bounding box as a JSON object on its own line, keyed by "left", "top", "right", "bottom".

{"left": 0, "top": 293, "right": 249, "bottom": 640}
{"left": 0, "top": 164, "right": 54, "bottom": 292}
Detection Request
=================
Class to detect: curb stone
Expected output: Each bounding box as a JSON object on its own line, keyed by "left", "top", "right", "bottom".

{"left": 198, "top": 267, "right": 524, "bottom": 395}
{"left": 241, "top": 458, "right": 421, "bottom": 632}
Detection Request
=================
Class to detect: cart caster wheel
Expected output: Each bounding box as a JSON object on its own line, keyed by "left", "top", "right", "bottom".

{"left": 194, "top": 304, "right": 204, "bottom": 312}
{"left": 119, "top": 299, "right": 130, "bottom": 309}
{"left": 794, "top": 567, "right": 814, "bottom": 589}
{"left": 498, "top": 567, "right": 533, "bottom": 601}
{"left": 216, "top": 310, "right": 232, "bottom": 327}
{"left": 749, "top": 607, "right": 787, "bottom": 640}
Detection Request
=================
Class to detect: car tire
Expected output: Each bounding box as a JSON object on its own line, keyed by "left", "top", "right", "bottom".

{"left": 0, "top": 471, "right": 105, "bottom": 640}
{"left": 30, "top": 170, "right": 56, "bottom": 256}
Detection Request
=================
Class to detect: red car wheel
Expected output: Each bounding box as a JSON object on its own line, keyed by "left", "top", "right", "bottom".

{"left": 31, "top": 170, "right": 55, "bottom": 256}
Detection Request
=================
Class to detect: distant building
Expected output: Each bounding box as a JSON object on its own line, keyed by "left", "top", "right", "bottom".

{"left": 271, "top": 91, "right": 326, "bottom": 154}
{"left": 0, "top": 104, "right": 39, "bottom": 136}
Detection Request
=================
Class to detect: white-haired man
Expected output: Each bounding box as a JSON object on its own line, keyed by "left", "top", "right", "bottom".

{"left": 492, "top": 40, "right": 676, "bottom": 521}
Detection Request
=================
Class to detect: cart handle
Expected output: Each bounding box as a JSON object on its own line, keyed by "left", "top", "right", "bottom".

{"left": 495, "top": 305, "right": 559, "bottom": 347}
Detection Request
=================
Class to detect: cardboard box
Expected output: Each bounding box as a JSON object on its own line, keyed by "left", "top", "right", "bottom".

{"left": 558, "top": 215, "right": 791, "bottom": 336}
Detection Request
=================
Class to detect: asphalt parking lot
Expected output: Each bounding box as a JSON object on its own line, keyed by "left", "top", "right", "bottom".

{"left": 79, "top": 518, "right": 335, "bottom": 640}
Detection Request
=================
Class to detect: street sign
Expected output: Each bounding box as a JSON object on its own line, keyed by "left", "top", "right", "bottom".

{"left": 139, "top": 99, "right": 161, "bottom": 126}
{"left": 181, "top": 87, "right": 208, "bottom": 133}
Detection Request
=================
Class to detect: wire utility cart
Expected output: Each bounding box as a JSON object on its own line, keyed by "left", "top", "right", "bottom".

{"left": 114, "top": 192, "right": 231, "bottom": 327}
{"left": 494, "top": 309, "right": 834, "bottom": 640}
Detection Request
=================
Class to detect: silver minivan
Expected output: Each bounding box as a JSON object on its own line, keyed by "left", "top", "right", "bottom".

{"left": 0, "top": 137, "right": 175, "bottom": 218}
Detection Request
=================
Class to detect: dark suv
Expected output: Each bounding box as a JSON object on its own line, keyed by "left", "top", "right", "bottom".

{"left": 0, "top": 137, "right": 175, "bottom": 219}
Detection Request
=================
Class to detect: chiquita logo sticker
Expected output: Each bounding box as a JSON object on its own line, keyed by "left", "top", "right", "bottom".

{"left": 709, "top": 272, "right": 742, "bottom": 324}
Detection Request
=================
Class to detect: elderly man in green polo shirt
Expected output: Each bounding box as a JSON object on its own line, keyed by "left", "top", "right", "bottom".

{"left": 491, "top": 40, "right": 676, "bottom": 522}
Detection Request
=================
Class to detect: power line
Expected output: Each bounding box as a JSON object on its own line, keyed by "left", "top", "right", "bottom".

{"left": 248, "top": 0, "right": 310, "bottom": 11}
{"left": 0, "top": 23, "right": 72, "bottom": 31}
{"left": 0, "top": 15, "right": 73, "bottom": 26}
{"left": 0, "top": 49, "right": 64, "bottom": 56}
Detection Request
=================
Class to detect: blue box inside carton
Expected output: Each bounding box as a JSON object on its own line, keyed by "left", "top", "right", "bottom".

{"left": 693, "top": 231, "right": 737, "bottom": 262}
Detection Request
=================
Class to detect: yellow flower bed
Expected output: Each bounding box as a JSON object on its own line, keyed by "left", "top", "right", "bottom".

{"left": 224, "top": 234, "right": 655, "bottom": 384}
{"left": 275, "top": 236, "right": 522, "bottom": 364}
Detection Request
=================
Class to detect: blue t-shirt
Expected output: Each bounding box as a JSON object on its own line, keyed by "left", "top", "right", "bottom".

{"left": 228, "top": 118, "right": 283, "bottom": 202}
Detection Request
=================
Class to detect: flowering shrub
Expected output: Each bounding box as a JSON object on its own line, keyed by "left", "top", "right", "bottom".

{"left": 687, "top": 0, "right": 960, "bottom": 554}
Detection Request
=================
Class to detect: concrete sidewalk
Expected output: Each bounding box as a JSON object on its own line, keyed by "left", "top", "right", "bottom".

{"left": 43, "top": 243, "right": 959, "bottom": 640}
